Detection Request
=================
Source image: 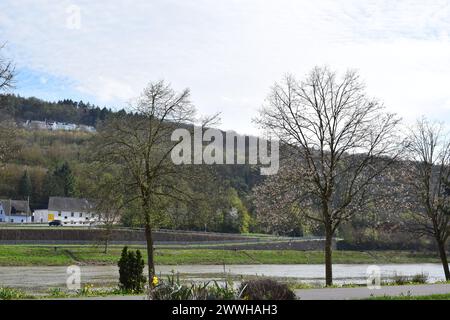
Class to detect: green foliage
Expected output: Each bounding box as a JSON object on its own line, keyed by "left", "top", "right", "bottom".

{"left": 239, "top": 279, "right": 296, "bottom": 300}
{"left": 43, "top": 161, "right": 75, "bottom": 198}
{"left": 47, "top": 287, "right": 67, "bottom": 298}
{"left": 118, "top": 246, "right": 146, "bottom": 293}
{"left": 368, "top": 293, "right": 450, "bottom": 300}
{"left": 221, "top": 188, "right": 252, "bottom": 233}
{"left": 18, "top": 170, "right": 32, "bottom": 199}
{"left": 77, "top": 283, "right": 95, "bottom": 296}
{"left": 391, "top": 272, "right": 428, "bottom": 285}
{"left": 0, "top": 287, "right": 31, "bottom": 300}
{"left": 150, "top": 272, "right": 243, "bottom": 300}
{"left": 411, "top": 272, "right": 428, "bottom": 284}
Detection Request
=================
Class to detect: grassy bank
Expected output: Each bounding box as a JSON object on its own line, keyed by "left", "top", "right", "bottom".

{"left": 0, "top": 245, "right": 442, "bottom": 266}
{"left": 368, "top": 293, "right": 450, "bottom": 300}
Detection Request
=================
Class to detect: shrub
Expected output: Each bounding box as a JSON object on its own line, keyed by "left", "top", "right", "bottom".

{"left": 150, "top": 272, "right": 241, "bottom": 300}
{"left": 411, "top": 272, "right": 428, "bottom": 284}
{"left": 48, "top": 288, "right": 68, "bottom": 298}
{"left": 78, "top": 283, "right": 95, "bottom": 296}
{"left": 118, "top": 246, "right": 147, "bottom": 293}
{"left": 392, "top": 273, "right": 409, "bottom": 285}
{"left": 0, "top": 287, "right": 30, "bottom": 300}
{"left": 391, "top": 272, "right": 428, "bottom": 285}
{"left": 239, "top": 279, "right": 296, "bottom": 300}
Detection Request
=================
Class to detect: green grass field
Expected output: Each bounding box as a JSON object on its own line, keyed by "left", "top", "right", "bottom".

{"left": 368, "top": 293, "right": 450, "bottom": 300}
{"left": 0, "top": 245, "right": 441, "bottom": 266}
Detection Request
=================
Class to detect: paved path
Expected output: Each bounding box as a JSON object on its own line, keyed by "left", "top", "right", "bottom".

{"left": 294, "top": 284, "right": 450, "bottom": 300}
{"left": 54, "top": 284, "right": 450, "bottom": 300}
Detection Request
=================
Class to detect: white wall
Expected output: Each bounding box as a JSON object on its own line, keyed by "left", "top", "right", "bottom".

{"left": 0, "top": 203, "right": 32, "bottom": 223}
{"left": 34, "top": 209, "right": 100, "bottom": 226}
{"left": 2, "top": 215, "right": 32, "bottom": 223}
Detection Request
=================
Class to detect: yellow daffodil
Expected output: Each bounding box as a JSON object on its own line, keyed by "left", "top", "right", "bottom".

{"left": 152, "top": 276, "right": 159, "bottom": 286}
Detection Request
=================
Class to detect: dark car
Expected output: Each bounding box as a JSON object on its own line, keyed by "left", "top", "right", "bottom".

{"left": 49, "top": 220, "right": 63, "bottom": 227}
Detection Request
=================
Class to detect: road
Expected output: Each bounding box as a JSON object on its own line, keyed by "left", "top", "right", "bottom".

{"left": 294, "top": 283, "right": 450, "bottom": 300}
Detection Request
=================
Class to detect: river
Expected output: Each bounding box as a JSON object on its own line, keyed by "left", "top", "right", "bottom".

{"left": 0, "top": 264, "right": 447, "bottom": 293}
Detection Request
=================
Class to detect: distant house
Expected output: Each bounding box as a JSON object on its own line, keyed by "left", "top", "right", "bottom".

{"left": 49, "top": 122, "right": 77, "bottom": 131}
{"left": 0, "top": 199, "right": 32, "bottom": 223}
{"left": 33, "top": 197, "right": 100, "bottom": 226}
{"left": 24, "top": 120, "right": 48, "bottom": 130}
{"left": 23, "top": 120, "right": 96, "bottom": 133}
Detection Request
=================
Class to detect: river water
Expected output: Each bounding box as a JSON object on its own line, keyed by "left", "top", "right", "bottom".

{"left": 0, "top": 264, "right": 447, "bottom": 292}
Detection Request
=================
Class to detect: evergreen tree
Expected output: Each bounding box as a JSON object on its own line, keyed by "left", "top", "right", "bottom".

{"left": 18, "top": 170, "right": 32, "bottom": 200}
{"left": 54, "top": 162, "right": 75, "bottom": 197}
{"left": 118, "top": 247, "right": 146, "bottom": 293}
{"left": 43, "top": 162, "right": 75, "bottom": 198}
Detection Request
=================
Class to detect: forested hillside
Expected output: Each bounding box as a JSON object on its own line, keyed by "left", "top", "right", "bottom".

{"left": 0, "top": 94, "right": 263, "bottom": 233}
{"left": 0, "top": 94, "right": 119, "bottom": 127}
{"left": 0, "top": 94, "right": 432, "bottom": 249}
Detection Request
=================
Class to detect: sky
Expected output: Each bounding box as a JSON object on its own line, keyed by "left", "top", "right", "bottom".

{"left": 1, "top": 0, "right": 450, "bottom": 135}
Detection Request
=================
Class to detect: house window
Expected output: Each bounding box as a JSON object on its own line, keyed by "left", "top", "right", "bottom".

{"left": 79, "top": 213, "right": 83, "bottom": 218}
{"left": 71, "top": 212, "right": 74, "bottom": 217}
{"left": 10, "top": 219, "right": 13, "bottom": 223}
{"left": 0, "top": 218, "right": 2, "bottom": 222}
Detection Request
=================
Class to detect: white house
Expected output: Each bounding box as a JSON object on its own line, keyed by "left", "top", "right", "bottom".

{"left": 23, "top": 121, "right": 96, "bottom": 133}
{"left": 50, "top": 122, "right": 78, "bottom": 131}
{"left": 24, "top": 120, "right": 48, "bottom": 130}
{"left": 34, "top": 197, "right": 100, "bottom": 226}
{"left": 0, "top": 199, "right": 32, "bottom": 223}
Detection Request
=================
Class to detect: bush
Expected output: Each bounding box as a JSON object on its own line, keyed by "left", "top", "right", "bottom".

{"left": 118, "top": 246, "right": 147, "bottom": 293}
{"left": 391, "top": 272, "right": 428, "bottom": 285}
{"left": 150, "top": 272, "right": 242, "bottom": 300}
{"left": 47, "top": 288, "right": 68, "bottom": 298}
{"left": 0, "top": 287, "right": 30, "bottom": 300}
{"left": 392, "top": 273, "right": 409, "bottom": 285}
{"left": 411, "top": 272, "right": 428, "bottom": 284}
{"left": 239, "top": 279, "right": 296, "bottom": 300}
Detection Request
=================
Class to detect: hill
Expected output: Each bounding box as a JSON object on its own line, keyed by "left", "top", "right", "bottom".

{"left": 0, "top": 94, "right": 263, "bottom": 234}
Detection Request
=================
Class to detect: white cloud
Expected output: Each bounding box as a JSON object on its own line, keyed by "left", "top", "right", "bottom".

{"left": 1, "top": 0, "right": 450, "bottom": 135}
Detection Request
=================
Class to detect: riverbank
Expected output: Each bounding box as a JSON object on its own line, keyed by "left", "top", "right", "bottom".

{"left": 0, "top": 245, "right": 442, "bottom": 266}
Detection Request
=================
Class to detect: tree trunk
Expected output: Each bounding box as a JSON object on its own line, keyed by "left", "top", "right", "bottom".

{"left": 437, "top": 239, "right": 450, "bottom": 281}
{"left": 145, "top": 223, "right": 155, "bottom": 283}
{"left": 324, "top": 224, "right": 333, "bottom": 286}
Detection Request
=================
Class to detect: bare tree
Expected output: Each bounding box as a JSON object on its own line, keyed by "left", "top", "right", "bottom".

{"left": 255, "top": 66, "right": 402, "bottom": 286}
{"left": 0, "top": 119, "right": 18, "bottom": 167}
{"left": 0, "top": 43, "right": 14, "bottom": 92}
{"left": 404, "top": 118, "right": 450, "bottom": 280}
{"left": 0, "top": 44, "right": 17, "bottom": 166}
{"left": 91, "top": 173, "right": 125, "bottom": 254}
{"left": 94, "top": 80, "right": 197, "bottom": 284}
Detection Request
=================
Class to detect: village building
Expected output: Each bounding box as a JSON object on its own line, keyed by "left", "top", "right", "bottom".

{"left": 33, "top": 197, "right": 100, "bottom": 226}
{"left": 23, "top": 120, "right": 96, "bottom": 133}
{"left": 0, "top": 199, "right": 32, "bottom": 223}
